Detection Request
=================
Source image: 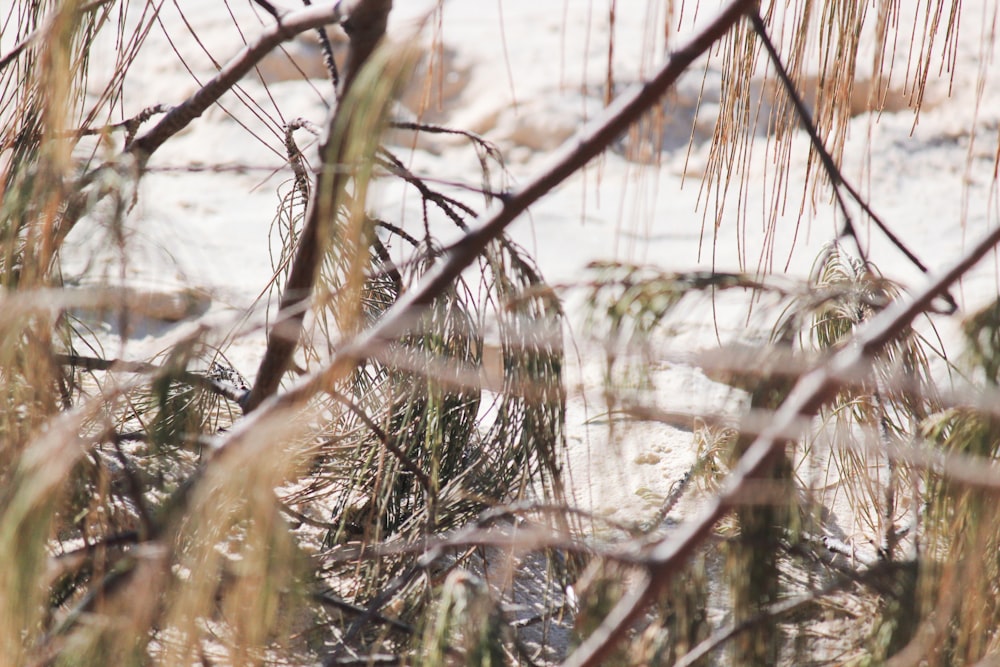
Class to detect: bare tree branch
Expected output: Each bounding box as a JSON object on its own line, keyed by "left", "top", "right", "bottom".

{"left": 561, "top": 201, "right": 1000, "bottom": 667}
{"left": 125, "top": 3, "right": 347, "bottom": 163}
{"left": 244, "top": 0, "right": 394, "bottom": 412}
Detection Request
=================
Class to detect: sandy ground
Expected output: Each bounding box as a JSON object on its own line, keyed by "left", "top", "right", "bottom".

{"left": 60, "top": 0, "right": 1000, "bottom": 570}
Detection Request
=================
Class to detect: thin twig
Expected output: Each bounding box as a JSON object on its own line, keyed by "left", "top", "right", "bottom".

{"left": 327, "top": 390, "right": 432, "bottom": 491}
{"left": 126, "top": 3, "right": 347, "bottom": 163}
{"left": 376, "top": 149, "right": 478, "bottom": 228}
{"left": 70, "top": 104, "right": 171, "bottom": 143}
{"left": 251, "top": 0, "right": 281, "bottom": 20}
{"left": 312, "top": 590, "right": 415, "bottom": 634}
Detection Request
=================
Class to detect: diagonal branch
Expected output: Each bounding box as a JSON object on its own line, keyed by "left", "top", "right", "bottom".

{"left": 172, "top": 0, "right": 764, "bottom": 562}
{"left": 561, "top": 214, "right": 1000, "bottom": 667}
{"left": 243, "top": 0, "right": 393, "bottom": 412}
{"left": 125, "top": 3, "right": 347, "bottom": 163}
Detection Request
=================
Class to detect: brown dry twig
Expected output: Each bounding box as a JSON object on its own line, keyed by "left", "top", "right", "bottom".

{"left": 125, "top": 3, "right": 348, "bottom": 163}
{"left": 244, "top": 0, "right": 394, "bottom": 412}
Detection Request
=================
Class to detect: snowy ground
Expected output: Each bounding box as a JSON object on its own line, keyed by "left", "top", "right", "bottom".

{"left": 62, "top": 0, "right": 1000, "bottom": 545}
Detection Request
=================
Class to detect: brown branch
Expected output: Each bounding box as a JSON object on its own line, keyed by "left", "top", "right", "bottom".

{"left": 335, "top": 0, "right": 392, "bottom": 95}
{"left": 125, "top": 3, "right": 347, "bottom": 163}
{"left": 312, "top": 590, "right": 415, "bottom": 634}
{"left": 243, "top": 0, "right": 393, "bottom": 412}
{"left": 167, "top": 0, "right": 766, "bottom": 593}
{"left": 560, "top": 203, "right": 1000, "bottom": 667}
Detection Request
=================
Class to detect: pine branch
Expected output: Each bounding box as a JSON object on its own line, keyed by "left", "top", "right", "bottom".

{"left": 301, "top": 0, "right": 341, "bottom": 92}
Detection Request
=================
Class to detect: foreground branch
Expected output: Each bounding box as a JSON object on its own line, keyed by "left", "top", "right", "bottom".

{"left": 561, "top": 210, "right": 1000, "bottom": 667}
{"left": 243, "top": 0, "right": 393, "bottom": 412}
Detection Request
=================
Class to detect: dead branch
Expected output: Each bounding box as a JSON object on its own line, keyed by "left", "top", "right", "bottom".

{"left": 186, "top": 0, "right": 766, "bottom": 549}
{"left": 125, "top": 3, "right": 348, "bottom": 163}
{"left": 561, "top": 198, "right": 1000, "bottom": 667}
{"left": 244, "top": 0, "right": 393, "bottom": 412}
